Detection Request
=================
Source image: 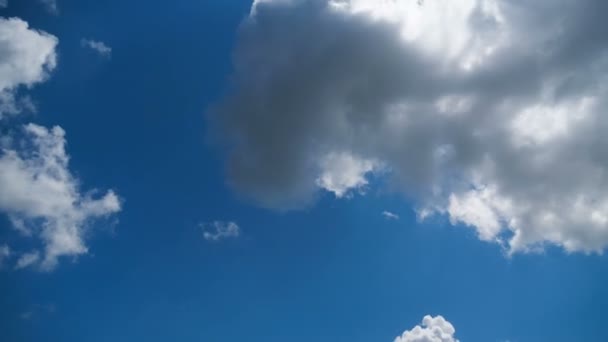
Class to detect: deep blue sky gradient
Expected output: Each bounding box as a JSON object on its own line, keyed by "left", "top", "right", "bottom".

{"left": 1, "top": 1, "right": 608, "bottom": 341}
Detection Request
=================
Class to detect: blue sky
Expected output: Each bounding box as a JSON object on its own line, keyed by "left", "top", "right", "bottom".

{"left": 2, "top": 0, "right": 608, "bottom": 341}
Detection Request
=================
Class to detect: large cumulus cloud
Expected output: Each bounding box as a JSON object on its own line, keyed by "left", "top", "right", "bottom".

{"left": 212, "top": 0, "right": 608, "bottom": 253}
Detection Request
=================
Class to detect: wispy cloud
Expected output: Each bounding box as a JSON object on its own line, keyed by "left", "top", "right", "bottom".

{"left": 201, "top": 221, "right": 240, "bottom": 242}
{"left": 81, "top": 39, "right": 112, "bottom": 58}
{"left": 19, "top": 311, "right": 33, "bottom": 320}
{"left": 15, "top": 251, "right": 40, "bottom": 270}
{"left": 19, "top": 303, "right": 55, "bottom": 320}
{"left": 0, "top": 245, "right": 10, "bottom": 269}
{"left": 382, "top": 211, "right": 399, "bottom": 220}
{"left": 39, "top": 0, "right": 58, "bottom": 15}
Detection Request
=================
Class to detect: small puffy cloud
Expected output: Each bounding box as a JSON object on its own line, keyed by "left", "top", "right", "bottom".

{"left": 81, "top": 39, "right": 112, "bottom": 58}
{"left": 0, "top": 0, "right": 8, "bottom": 8}
{"left": 18, "top": 303, "right": 55, "bottom": 320}
{"left": 212, "top": 0, "right": 608, "bottom": 254}
{"left": 382, "top": 211, "right": 399, "bottom": 220}
{"left": 202, "top": 221, "right": 241, "bottom": 241}
{"left": 0, "top": 124, "right": 121, "bottom": 270}
{"left": 395, "top": 315, "right": 459, "bottom": 342}
{"left": 0, "top": 17, "right": 57, "bottom": 118}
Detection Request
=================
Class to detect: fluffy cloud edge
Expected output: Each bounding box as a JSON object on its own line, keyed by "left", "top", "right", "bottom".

{"left": 0, "top": 17, "right": 58, "bottom": 118}
{"left": 395, "top": 315, "right": 459, "bottom": 342}
{"left": 0, "top": 124, "right": 122, "bottom": 271}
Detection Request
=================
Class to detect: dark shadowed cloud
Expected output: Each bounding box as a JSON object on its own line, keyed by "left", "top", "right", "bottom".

{"left": 212, "top": 0, "right": 608, "bottom": 253}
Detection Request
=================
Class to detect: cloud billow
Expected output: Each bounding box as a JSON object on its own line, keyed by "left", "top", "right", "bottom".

{"left": 395, "top": 315, "right": 459, "bottom": 342}
{"left": 0, "top": 17, "right": 57, "bottom": 118}
{"left": 0, "top": 17, "right": 122, "bottom": 271}
{"left": 0, "top": 124, "right": 121, "bottom": 270}
{"left": 212, "top": 0, "right": 608, "bottom": 253}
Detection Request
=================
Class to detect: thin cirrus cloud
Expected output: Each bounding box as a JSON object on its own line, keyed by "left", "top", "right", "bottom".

{"left": 0, "top": 17, "right": 122, "bottom": 271}
{"left": 395, "top": 315, "right": 459, "bottom": 342}
{"left": 81, "top": 38, "right": 112, "bottom": 58}
{"left": 14, "top": 251, "right": 40, "bottom": 270}
{"left": 382, "top": 211, "right": 399, "bottom": 220}
{"left": 211, "top": 0, "right": 608, "bottom": 254}
{"left": 39, "top": 0, "right": 58, "bottom": 14}
{"left": 202, "top": 221, "right": 241, "bottom": 241}
{"left": 0, "top": 244, "right": 10, "bottom": 268}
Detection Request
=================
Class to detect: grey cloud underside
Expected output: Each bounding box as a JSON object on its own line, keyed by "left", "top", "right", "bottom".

{"left": 212, "top": 0, "right": 608, "bottom": 253}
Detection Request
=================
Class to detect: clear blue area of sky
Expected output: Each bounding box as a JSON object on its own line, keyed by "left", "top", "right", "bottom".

{"left": 1, "top": 1, "right": 608, "bottom": 341}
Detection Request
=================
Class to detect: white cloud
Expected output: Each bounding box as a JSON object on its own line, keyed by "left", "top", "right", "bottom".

{"left": 213, "top": 0, "right": 608, "bottom": 254}
{"left": 382, "top": 211, "right": 399, "bottom": 220}
{"left": 316, "top": 152, "right": 379, "bottom": 198}
{"left": 395, "top": 315, "right": 459, "bottom": 342}
{"left": 81, "top": 39, "right": 112, "bottom": 58}
{"left": 0, "top": 124, "right": 122, "bottom": 270}
{"left": 15, "top": 251, "right": 40, "bottom": 270}
{"left": 446, "top": 186, "right": 509, "bottom": 242}
{"left": 0, "top": 18, "right": 121, "bottom": 271}
{"left": 202, "top": 221, "right": 241, "bottom": 241}
{"left": 39, "top": 0, "right": 58, "bottom": 14}
{"left": 0, "top": 0, "right": 8, "bottom": 8}
{"left": 0, "top": 17, "right": 57, "bottom": 118}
